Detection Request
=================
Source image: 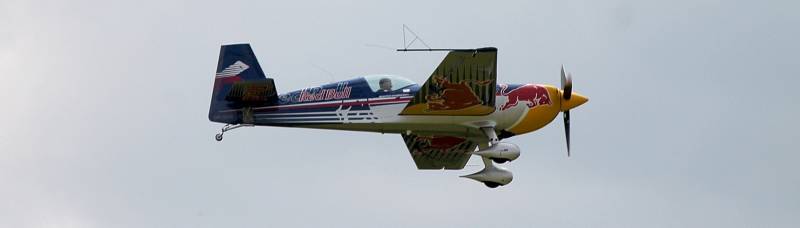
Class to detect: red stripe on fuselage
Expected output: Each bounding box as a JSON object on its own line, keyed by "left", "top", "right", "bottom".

{"left": 242, "top": 97, "right": 413, "bottom": 112}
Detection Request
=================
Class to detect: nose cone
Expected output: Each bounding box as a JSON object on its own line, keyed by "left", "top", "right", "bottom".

{"left": 561, "top": 91, "right": 588, "bottom": 111}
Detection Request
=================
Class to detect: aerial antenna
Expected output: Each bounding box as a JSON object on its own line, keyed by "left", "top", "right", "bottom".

{"left": 308, "top": 61, "right": 336, "bottom": 82}
{"left": 363, "top": 43, "right": 395, "bottom": 51}
{"left": 397, "top": 25, "right": 483, "bottom": 52}
{"left": 401, "top": 24, "right": 434, "bottom": 50}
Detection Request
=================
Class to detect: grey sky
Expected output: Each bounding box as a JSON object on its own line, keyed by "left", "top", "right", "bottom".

{"left": 1, "top": 0, "right": 798, "bottom": 227}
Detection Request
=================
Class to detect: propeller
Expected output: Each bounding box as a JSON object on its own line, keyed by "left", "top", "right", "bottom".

{"left": 561, "top": 65, "right": 573, "bottom": 157}
{"left": 561, "top": 65, "right": 572, "bottom": 100}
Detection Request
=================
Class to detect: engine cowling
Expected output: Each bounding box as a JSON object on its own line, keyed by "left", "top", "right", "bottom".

{"left": 460, "top": 165, "right": 513, "bottom": 188}
{"left": 473, "top": 142, "right": 520, "bottom": 163}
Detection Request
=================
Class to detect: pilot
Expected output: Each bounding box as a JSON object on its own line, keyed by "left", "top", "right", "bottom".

{"left": 377, "top": 78, "right": 393, "bottom": 94}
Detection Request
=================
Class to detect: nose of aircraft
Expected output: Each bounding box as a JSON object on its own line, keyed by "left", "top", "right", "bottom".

{"left": 560, "top": 91, "right": 588, "bottom": 111}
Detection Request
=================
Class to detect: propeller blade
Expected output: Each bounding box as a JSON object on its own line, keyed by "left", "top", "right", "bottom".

{"left": 561, "top": 66, "right": 573, "bottom": 100}
{"left": 564, "top": 110, "right": 571, "bottom": 157}
{"left": 563, "top": 75, "right": 573, "bottom": 100}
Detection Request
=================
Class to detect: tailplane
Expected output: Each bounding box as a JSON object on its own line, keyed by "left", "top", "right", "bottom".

{"left": 209, "top": 44, "right": 278, "bottom": 124}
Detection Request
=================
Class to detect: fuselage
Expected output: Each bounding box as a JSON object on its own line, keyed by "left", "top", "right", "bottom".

{"left": 216, "top": 75, "right": 578, "bottom": 139}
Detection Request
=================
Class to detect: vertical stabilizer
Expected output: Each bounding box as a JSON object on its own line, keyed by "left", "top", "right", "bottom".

{"left": 209, "top": 44, "right": 276, "bottom": 123}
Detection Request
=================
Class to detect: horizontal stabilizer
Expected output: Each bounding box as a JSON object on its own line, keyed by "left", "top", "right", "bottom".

{"left": 225, "top": 79, "right": 278, "bottom": 106}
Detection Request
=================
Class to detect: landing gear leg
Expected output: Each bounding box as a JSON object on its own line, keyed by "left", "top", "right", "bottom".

{"left": 480, "top": 127, "right": 499, "bottom": 145}
{"left": 214, "top": 124, "right": 253, "bottom": 142}
{"left": 460, "top": 127, "right": 517, "bottom": 188}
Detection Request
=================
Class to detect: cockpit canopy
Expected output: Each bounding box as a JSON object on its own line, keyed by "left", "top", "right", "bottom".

{"left": 363, "top": 75, "right": 417, "bottom": 93}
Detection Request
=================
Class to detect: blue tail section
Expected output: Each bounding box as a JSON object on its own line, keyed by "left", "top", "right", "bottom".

{"left": 209, "top": 44, "right": 276, "bottom": 124}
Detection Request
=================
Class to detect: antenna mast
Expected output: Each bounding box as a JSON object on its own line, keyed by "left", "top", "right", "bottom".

{"left": 397, "top": 25, "right": 483, "bottom": 52}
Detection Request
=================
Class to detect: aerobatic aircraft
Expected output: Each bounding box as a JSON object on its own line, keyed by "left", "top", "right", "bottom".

{"left": 209, "top": 44, "right": 588, "bottom": 188}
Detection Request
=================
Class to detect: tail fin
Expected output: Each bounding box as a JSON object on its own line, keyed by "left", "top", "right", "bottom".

{"left": 209, "top": 44, "right": 278, "bottom": 124}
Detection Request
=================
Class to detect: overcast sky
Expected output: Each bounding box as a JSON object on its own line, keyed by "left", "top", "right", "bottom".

{"left": 1, "top": 0, "right": 799, "bottom": 227}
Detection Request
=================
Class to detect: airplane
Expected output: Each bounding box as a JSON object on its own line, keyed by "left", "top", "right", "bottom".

{"left": 208, "top": 44, "right": 588, "bottom": 188}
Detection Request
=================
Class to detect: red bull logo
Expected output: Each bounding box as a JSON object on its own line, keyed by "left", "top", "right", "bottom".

{"left": 298, "top": 86, "right": 352, "bottom": 102}
{"left": 410, "top": 136, "right": 467, "bottom": 155}
{"left": 498, "top": 84, "right": 552, "bottom": 111}
{"left": 425, "top": 76, "right": 492, "bottom": 111}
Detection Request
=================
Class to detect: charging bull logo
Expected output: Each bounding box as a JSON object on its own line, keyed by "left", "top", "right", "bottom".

{"left": 498, "top": 84, "right": 552, "bottom": 111}
{"left": 425, "top": 76, "right": 492, "bottom": 111}
{"left": 409, "top": 136, "right": 468, "bottom": 155}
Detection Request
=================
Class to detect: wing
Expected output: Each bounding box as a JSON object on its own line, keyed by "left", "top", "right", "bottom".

{"left": 399, "top": 47, "right": 497, "bottom": 116}
{"left": 401, "top": 133, "right": 479, "bottom": 170}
